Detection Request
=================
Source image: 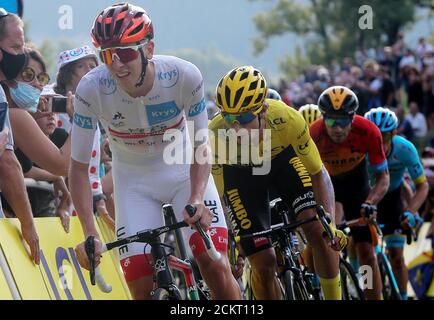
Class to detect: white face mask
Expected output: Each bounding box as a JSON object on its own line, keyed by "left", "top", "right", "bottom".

{"left": 9, "top": 81, "right": 41, "bottom": 113}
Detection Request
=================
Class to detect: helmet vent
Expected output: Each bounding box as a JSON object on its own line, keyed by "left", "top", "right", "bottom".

{"left": 234, "top": 88, "right": 244, "bottom": 107}
{"left": 105, "top": 24, "right": 111, "bottom": 38}
{"left": 255, "top": 93, "right": 264, "bottom": 104}
{"left": 129, "top": 22, "right": 144, "bottom": 36}
{"left": 97, "top": 22, "right": 103, "bottom": 38}
{"left": 107, "top": 9, "right": 115, "bottom": 18}
{"left": 239, "top": 71, "right": 249, "bottom": 82}
{"left": 225, "top": 86, "right": 232, "bottom": 107}
{"left": 217, "top": 93, "right": 223, "bottom": 107}
{"left": 242, "top": 96, "right": 253, "bottom": 107}
{"left": 114, "top": 19, "right": 124, "bottom": 36}
{"left": 229, "top": 70, "right": 237, "bottom": 80}
{"left": 249, "top": 80, "right": 258, "bottom": 91}
{"left": 134, "top": 12, "right": 143, "bottom": 19}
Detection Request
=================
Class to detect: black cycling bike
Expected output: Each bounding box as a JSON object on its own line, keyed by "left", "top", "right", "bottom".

{"left": 234, "top": 202, "right": 333, "bottom": 300}
{"left": 85, "top": 205, "right": 219, "bottom": 300}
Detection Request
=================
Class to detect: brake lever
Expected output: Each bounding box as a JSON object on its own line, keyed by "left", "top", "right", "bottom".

{"left": 84, "top": 236, "right": 96, "bottom": 286}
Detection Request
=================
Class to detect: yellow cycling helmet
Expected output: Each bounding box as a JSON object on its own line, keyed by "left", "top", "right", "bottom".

{"left": 215, "top": 66, "right": 268, "bottom": 114}
{"left": 299, "top": 104, "right": 322, "bottom": 126}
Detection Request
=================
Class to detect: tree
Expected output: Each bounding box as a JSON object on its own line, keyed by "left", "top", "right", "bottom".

{"left": 251, "top": 0, "right": 419, "bottom": 65}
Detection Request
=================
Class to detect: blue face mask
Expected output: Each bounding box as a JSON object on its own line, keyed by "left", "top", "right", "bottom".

{"left": 9, "top": 81, "right": 41, "bottom": 113}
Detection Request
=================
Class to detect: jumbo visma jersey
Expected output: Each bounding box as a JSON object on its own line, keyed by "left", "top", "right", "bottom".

{"left": 209, "top": 99, "right": 323, "bottom": 196}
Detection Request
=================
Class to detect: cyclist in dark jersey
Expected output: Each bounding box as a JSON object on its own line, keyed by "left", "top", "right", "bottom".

{"left": 310, "top": 86, "right": 390, "bottom": 300}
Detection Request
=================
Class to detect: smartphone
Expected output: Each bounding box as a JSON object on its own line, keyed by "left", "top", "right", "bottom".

{"left": 50, "top": 96, "right": 68, "bottom": 113}
{"left": 0, "top": 102, "right": 8, "bottom": 131}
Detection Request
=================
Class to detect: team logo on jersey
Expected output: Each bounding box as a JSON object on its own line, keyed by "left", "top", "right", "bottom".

{"left": 297, "top": 141, "right": 311, "bottom": 156}
{"left": 73, "top": 113, "right": 93, "bottom": 129}
{"left": 99, "top": 76, "right": 117, "bottom": 95}
{"left": 157, "top": 67, "right": 179, "bottom": 88}
{"left": 188, "top": 98, "right": 206, "bottom": 117}
{"left": 111, "top": 112, "right": 125, "bottom": 128}
{"left": 146, "top": 101, "right": 180, "bottom": 125}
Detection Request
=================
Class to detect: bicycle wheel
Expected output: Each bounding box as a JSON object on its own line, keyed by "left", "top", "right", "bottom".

{"left": 378, "top": 254, "right": 401, "bottom": 300}
{"left": 152, "top": 287, "right": 182, "bottom": 300}
{"left": 280, "top": 270, "right": 311, "bottom": 300}
{"left": 339, "top": 257, "right": 365, "bottom": 300}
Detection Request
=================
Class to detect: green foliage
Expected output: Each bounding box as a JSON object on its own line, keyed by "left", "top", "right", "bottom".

{"left": 251, "top": 0, "right": 420, "bottom": 65}
{"left": 279, "top": 46, "right": 311, "bottom": 79}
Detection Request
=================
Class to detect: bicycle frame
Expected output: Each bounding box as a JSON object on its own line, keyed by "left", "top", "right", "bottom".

{"left": 88, "top": 210, "right": 220, "bottom": 299}
{"left": 167, "top": 255, "right": 200, "bottom": 300}
{"left": 338, "top": 217, "right": 402, "bottom": 299}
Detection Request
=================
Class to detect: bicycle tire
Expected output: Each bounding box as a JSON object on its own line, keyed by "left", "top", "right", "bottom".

{"left": 280, "top": 270, "right": 310, "bottom": 300}
{"left": 339, "top": 258, "right": 365, "bottom": 300}
{"left": 378, "top": 254, "right": 402, "bottom": 300}
{"left": 152, "top": 287, "right": 182, "bottom": 300}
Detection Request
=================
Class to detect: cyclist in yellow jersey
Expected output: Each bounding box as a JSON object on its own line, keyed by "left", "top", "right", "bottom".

{"left": 209, "top": 66, "right": 346, "bottom": 300}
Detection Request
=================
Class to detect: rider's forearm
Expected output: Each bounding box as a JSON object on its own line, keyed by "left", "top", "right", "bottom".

{"left": 407, "top": 181, "right": 429, "bottom": 214}
{"left": 189, "top": 143, "right": 211, "bottom": 203}
{"left": 25, "top": 166, "right": 58, "bottom": 182}
{"left": 69, "top": 160, "right": 99, "bottom": 238}
{"left": 311, "top": 166, "right": 336, "bottom": 222}
{"left": 366, "top": 170, "right": 389, "bottom": 205}
{"left": 0, "top": 150, "right": 35, "bottom": 228}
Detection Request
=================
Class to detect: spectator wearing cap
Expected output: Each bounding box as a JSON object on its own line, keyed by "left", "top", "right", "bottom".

{"left": 53, "top": 45, "right": 115, "bottom": 231}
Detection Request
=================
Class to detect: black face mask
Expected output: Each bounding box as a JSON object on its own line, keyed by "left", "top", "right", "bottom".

{"left": 0, "top": 48, "right": 27, "bottom": 80}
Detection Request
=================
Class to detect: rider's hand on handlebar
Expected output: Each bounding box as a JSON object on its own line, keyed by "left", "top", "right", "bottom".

{"left": 400, "top": 211, "right": 416, "bottom": 230}
{"left": 323, "top": 223, "right": 348, "bottom": 252}
{"left": 183, "top": 203, "right": 213, "bottom": 231}
{"left": 360, "top": 202, "right": 377, "bottom": 221}
{"left": 75, "top": 236, "right": 103, "bottom": 270}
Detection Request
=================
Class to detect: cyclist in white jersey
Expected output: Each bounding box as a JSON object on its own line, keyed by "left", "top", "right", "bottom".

{"left": 71, "top": 3, "right": 240, "bottom": 300}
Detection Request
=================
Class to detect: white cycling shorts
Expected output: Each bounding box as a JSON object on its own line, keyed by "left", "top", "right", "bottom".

{"left": 111, "top": 158, "right": 228, "bottom": 282}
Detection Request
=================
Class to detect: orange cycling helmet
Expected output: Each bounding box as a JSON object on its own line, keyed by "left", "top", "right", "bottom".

{"left": 91, "top": 2, "right": 154, "bottom": 50}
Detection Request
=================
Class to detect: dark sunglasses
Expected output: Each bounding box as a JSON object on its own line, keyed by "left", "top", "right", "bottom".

{"left": 99, "top": 44, "right": 144, "bottom": 65}
{"left": 21, "top": 67, "right": 50, "bottom": 86}
{"left": 324, "top": 116, "right": 353, "bottom": 128}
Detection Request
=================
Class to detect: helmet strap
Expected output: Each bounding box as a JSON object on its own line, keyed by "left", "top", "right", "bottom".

{"left": 135, "top": 48, "right": 148, "bottom": 88}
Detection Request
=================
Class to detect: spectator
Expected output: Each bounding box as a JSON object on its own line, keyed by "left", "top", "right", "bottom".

{"left": 0, "top": 8, "right": 40, "bottom": 264}
{"left": 2, "top": 47, "right": 73, "bottom": 176}
{"left": 53, "top": 45, "right": 115, "bottom": 231}
{"left": 379, "top": 66, "right": 396, "bottom": 107}
{"left": 416, "top": 37, "right": 434, "bottom": 61}
{"left": 407, "top": 66, "right": 424, "bottom": 111}
{"left": 396, "top": 106, "right": 414, "bottom": 141}
{"left": 405, "top": 101, "right": 428, "bottom": 150}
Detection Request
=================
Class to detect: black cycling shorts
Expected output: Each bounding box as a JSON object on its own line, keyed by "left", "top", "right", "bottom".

{"left": 377, "top": 185, "right": 404, "bottom": 236}
{"left": 223, "top": 147, "right": 316, "bottom": 256}
{"left": 331, "top": 161, "right": 373, "bottom": 243}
